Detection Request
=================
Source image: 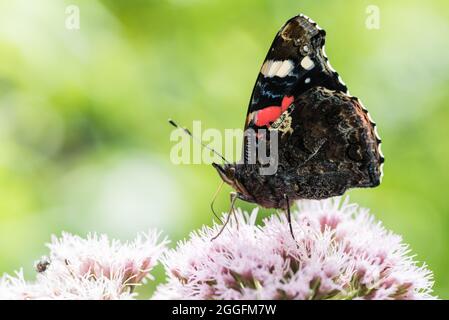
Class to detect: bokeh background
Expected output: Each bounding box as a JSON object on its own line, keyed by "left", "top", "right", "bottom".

{"left": 1, "top": 0, "right": 449, "bottom": 298}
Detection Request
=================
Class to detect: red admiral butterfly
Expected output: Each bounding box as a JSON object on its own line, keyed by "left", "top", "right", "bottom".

{"left": 171, "top": 14, "right": 384, "bottom": 238}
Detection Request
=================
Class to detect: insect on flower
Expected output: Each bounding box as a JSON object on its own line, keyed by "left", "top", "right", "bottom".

{"left": 169, "top": 14, "right": 384, "bottom": 239}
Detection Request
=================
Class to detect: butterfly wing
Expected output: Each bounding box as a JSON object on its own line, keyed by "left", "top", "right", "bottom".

{"left": 236, "top": 87, "right": 383, "bottom": 207}
{"left": 236, "top": 15, "right": 383, "bottom": 206}
{"left": 244, "top": 14, "right": 347, "bottom": 131}
{"left": 280, "top": 87, "right": 383, "bottom": 196}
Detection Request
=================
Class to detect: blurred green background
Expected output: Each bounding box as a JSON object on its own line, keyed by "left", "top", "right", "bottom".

{"left": 1, "top": 0, "right": 449, "bottom": 298}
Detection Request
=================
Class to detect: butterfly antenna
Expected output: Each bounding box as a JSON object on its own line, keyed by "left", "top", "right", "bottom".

{"left": 168, "top": 119, "right": 230, "bottom": 164}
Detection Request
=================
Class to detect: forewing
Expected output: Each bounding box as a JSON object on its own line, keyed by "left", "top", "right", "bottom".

{"left": 244, "top": 14, "right": 347, "bottom": 131}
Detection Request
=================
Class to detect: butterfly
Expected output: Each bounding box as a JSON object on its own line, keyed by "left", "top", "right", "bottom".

{"left": 210, "top": 14, "right": 384, "bottom": 237}
{"left": 170, "top": 14, "right": 384, "bottom": 239}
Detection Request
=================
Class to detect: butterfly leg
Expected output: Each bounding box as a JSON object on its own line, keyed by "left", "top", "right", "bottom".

{"left": 284, "top": 194, "right": 295, "bottom": 240}
{"left": 211, "top": 192, "right": 238, "bottom": 241}
{"left": 210, "top": 181, "right": 225, "bottom": 223}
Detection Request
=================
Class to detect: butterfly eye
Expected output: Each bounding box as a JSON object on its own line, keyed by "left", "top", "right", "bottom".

{"left": 227, "top": 167, "right": 236, "bottom": 179}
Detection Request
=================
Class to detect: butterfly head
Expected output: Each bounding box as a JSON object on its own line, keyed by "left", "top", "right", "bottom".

{"left": 213, "top": 162, "right": 236, "bottom": 186}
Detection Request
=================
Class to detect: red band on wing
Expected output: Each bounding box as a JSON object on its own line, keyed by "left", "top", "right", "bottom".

{"left": 254, "top": 107, "right": 282, "bottom": 127}
{"left": 254, "top": 96, "right": 294, "bottom": 127}
{"left": 281, "top": 95, "right": 294, "bottom": 111}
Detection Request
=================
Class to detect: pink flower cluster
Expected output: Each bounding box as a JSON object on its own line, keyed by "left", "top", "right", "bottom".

{"left": 154, "top": 198, "right": 435, "bottom": 300}
{"left": 0, "top": 198, "right": 436, "bottom": 300}
{"left": 0, "top": 230, "right": 168, "bottom": 300}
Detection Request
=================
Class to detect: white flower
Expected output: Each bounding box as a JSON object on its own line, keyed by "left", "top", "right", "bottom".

{"left": 0, "top": 230, "right": 168, "bottom": 300}
{"left": 0, "top": 270, "right": 32, "bottom": 300}
{"left": 153, "top": 197, "right": 435, "bottom": 300}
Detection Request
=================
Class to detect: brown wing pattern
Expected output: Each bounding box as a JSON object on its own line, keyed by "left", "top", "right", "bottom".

{"left": 278, "top": 87, "right": 383, "bottom": 197}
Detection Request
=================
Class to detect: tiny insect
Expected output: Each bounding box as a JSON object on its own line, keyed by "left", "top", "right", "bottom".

{"left": 35, "top": 256, "right": 51, "bottom": 273}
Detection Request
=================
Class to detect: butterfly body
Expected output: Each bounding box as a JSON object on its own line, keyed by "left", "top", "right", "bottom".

{"left": 213, "top": 14, "right": 384, "bottom": 210}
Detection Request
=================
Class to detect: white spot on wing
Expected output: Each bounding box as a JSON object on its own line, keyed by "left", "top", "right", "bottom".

{"left": 305, "top": 78, "right": 311, "bottom": 84}
{"left": 300, "top": 56, "right": 315, "bottom": 70}
{"left": 268, "top": 60, "right": 282, "bottom": 76}
{"left": 261, "top": 60, "right": 294, "bottom": 78}
{"left": 276, "top": 60, "right": 294, "bottom": 77}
